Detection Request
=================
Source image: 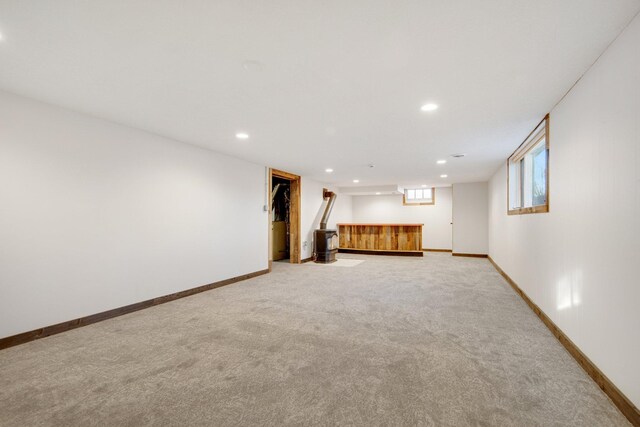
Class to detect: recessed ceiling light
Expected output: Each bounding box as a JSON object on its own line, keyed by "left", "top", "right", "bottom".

{"left": 325, "top": 168, "right": 334, "bottom": 173}
{"left": 440, "top": 174, "right": 448, "bottom": 178}
{"left": 235, "top": 132, "right": 249, "bottom": 140}
{"left": 376, "top": 192, "right": 381, "bottom": 195}
{"left": 421, "top": 103, "right": 439, "bottom": 112}
{"left": 437, "top": 160, "right": 447, "bottom": 164}
{"left": 421, "top": 184, "right": 427, "bottom": 188}
{"left": 0, "top": 32, "right": 3, "bottom": 41}
{"left": 353, "top": 179, "right": 360, "bottom": 183}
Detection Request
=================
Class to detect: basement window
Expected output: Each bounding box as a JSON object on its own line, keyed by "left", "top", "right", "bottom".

{"left": 403, "top": 187, "right": 435, "bottom": 205}
{"left": 508, "top": 114, "right": 549, "bottom": 215}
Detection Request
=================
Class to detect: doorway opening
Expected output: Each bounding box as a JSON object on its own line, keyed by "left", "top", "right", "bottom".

{"left": 269, "top": 169, "right": 301, "bottom": 266}
{"left": 272, "top": 176, "right": 291, "bottom": 262}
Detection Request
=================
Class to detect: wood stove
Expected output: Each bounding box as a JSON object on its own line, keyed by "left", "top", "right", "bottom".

{"left": 314, "top": 229, "right": 338, "bottom": 263}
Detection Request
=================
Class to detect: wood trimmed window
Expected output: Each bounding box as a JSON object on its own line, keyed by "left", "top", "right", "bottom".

{"left": 403, "top": 187, "right": 435, "bottom": 206}
{"left": 507, "top": 114, "right": 549, "bottom": 215}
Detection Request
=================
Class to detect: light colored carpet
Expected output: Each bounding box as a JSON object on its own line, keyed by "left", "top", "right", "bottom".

{"left": 307, "top": 258, "right": 365, "bottom": 267}
{"left": 0, "top": 253, "right": 629, "bottom": 426}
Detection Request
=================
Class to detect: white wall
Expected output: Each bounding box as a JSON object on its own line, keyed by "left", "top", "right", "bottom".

{"left": 351, "top": 188, "right": 453, "bottom": 250}
{"left": 452, "top": 182, "right": 488, "bottom": 254}
{"left": 301, "top": 179, "right": 352, "bottom": 260}
{"left": 0, "top": 90, "right": 269, "bottom": 338}
{"left": 488, "top": 14, "right": 640, "bottom": 407}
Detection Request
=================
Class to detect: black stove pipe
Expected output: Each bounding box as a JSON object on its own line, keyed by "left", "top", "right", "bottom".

{"left": 320, "top": 190, "right": 336, "bottom": 229}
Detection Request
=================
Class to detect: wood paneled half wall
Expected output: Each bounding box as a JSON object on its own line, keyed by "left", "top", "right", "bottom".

{"left": 338, "top": 223, "right": 423, "bottom": 256}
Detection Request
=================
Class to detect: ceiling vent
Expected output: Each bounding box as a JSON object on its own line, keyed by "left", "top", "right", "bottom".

{"left": 451, "top": 153, "right": 466, "bottom": 158}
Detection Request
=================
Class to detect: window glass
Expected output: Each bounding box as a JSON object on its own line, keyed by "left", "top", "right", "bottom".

{"left": 531, "top": 143, "right": 547, "bottom": 206}
{"left": 507, "top": 115, "right": 549, "bottom": 214}
{"left": 403, "top": 187, "right": 435, "bottom": 205}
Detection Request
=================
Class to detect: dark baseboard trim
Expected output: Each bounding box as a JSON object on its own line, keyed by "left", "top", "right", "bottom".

{"left": 0, "top": 268, "right": 270, "bottom": 351}
{"left": 301, "top": 256, "right": 314, "bottom": 263}
{"left": 452, "top": 253, "right": 488, "bottom": 258}
{"left": 422, "top": 248, "right": 453, "bottom": 253}
{"left": 488, "top": 256, "right": 640, "bottom": 426}
{"left": 338, "top": 248, "right": 423, "bottom": 257}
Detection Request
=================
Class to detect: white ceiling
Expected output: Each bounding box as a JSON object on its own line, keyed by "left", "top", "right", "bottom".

{"left": 1, "top": 0, "right": 639, "bottom": 187}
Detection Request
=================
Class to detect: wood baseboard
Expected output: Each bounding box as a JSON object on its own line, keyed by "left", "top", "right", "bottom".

{"left": 422, "top": 248, "right": 453, "bottom": 252}
{"left": 452, "top": 253, "right": 488, "bottom": 258}
{"left": 338, "top": 248, "right": 423, "bottom": 257}
{"left": 487, "top": 256, "right": 640, "bottom": 426}
{"left": 301, "top": 256, "right": 314, "bottom": 263}
{"left": 0, "top": 268, "right": 270, "bottom": 351}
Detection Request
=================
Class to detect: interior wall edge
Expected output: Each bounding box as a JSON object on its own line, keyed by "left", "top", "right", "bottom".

{"left": 487, "top": 256, "right": 640, "bottom": 427}
{"left": 0, "top": 268, "right": 269, "bottom": 350}
{"left": 451, "top": 253, "right": 488, "bottom": 258}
